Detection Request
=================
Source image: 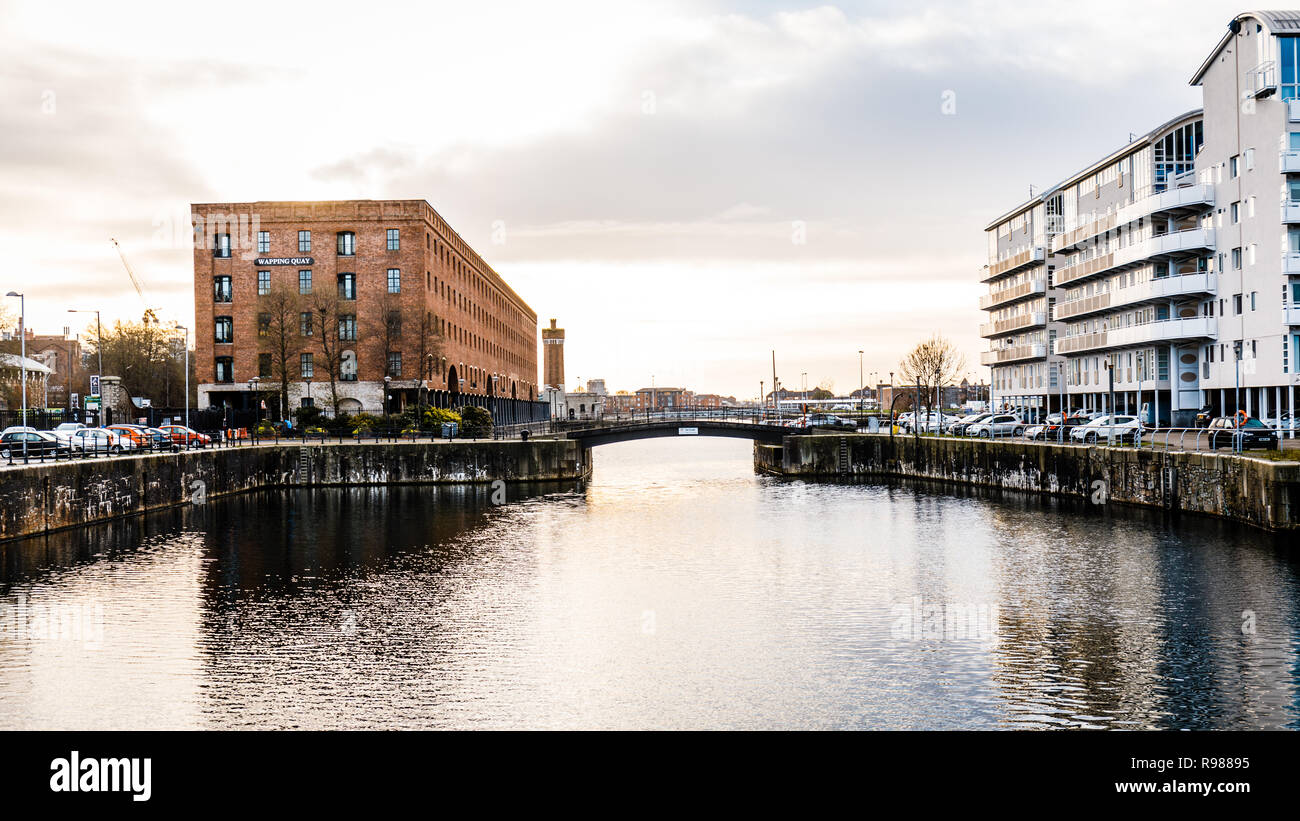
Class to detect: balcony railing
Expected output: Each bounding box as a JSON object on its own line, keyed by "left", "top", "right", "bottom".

{"left": 1282, "top": 150, "right": 1300, "bottom": 173}
{"left": 1284, "top": 202, "right": 1300, "bottom": 223}
{"left": 1290, "top": 98, "right": 1300, "bottom": 123}
{"left": 979, "top": 311, "right": 1047, "bottom": 338}
{"left": 1050, "top": 184, "right": 1213, "bottom": 254}
{"left": 1056, "top": 273, "right": 1214, "bottom": 321}
{"left": 979, "top": 277, "right": 1046, "bottom": 310}
{"left": 1055, "top": 228, "right": 1213, "bottom": 286}
{"left": 983, "top": 246, "right": 1045, "bottom": 282}
{"left": 980, "top": 343, "right": 1047, "bottom": 366}
{"left": 1285, "top": 253, "right": 1300, "bottom": 275}
{"left": 1287, "top": 305, "right": 1300, "bottom": 326}
{"left": 1248, "top": 60, "right": 1278, "bottom": 99}
{"left": 1052, "top": 316, "right": 1216, "bottom": 355}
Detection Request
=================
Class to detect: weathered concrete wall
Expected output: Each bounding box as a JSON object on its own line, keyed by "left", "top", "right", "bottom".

{"left": 0, "top": 439, "right": 589, "bottom": 542}
{"left": 776, "top": 433, "right": 1300, "bottom": 532}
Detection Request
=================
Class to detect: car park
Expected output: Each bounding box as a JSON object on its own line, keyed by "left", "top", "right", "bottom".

{"left": 68, "top": 428, "right": 135, "bottom": 454}
{"left": 157, "top": 425, "right": 212, "bottom": 448}
{"left": 50, "top": 422, "right": 87, "bottom": 446}
{"left": 947, "top": 412, "right": 992, "bottom": 436}
{"left": 0, "top": 430, "right": 70, "bottom": 459}
{"left": 1069, "top": 415, "right": 1143, "bottom": 445}
{"left": 1204, "top": 416, "right": 1279, "bottom": 450}
{"left": 964, "top": 414, "right": 1024, "bottom": 438}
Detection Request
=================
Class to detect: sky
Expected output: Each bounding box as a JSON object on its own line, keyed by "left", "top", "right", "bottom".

{"left": 0, "top": 0, "right": 1248, "bottom": 399}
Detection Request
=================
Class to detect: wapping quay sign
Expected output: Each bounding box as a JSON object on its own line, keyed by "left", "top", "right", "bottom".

{"left": 254, "top": 257, "right": 315, "bottom": 266}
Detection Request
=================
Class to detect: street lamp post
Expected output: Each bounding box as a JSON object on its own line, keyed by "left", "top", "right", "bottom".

{"left": 5, "top": 292, "right": 27, "bottom": 459}
{"left": 858, "top": 350, "right": 864, "bottom": 413}
{"left": 383, "top": 375, "right": 392, "bottom": 416}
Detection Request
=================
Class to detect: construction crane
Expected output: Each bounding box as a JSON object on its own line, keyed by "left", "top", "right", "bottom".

{"left": 110, "top": 237, "right": 159, "bottom": 325}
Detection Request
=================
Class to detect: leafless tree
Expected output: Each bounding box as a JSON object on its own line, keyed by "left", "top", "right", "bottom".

{"left": 257, "top": 282, "right": 301, "bottom": 420}
{"left": 898, "top": 334, "right": 967, "bottom": 438}
{"left": 308, "top": 290, "right": 345, "bottom": 415}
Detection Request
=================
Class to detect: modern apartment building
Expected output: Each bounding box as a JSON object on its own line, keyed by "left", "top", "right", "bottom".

{"left": 192, "top": 199, "right": 543, "bottom": 422}
{"left": 982, "top": 11, "right": 1300, "bottom": 428}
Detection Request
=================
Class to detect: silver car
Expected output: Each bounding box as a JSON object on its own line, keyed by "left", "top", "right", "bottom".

{"left": 965, "top": 413, "right": 1025, "bottom": 438}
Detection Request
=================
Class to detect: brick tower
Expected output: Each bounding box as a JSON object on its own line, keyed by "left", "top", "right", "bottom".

{"left": 542, "top": 318, "right": 565, "bottom": 390}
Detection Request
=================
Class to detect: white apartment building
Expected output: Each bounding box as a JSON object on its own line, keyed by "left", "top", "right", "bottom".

{"left": 983, "top": 11, "right": 1300, "bottom": 429}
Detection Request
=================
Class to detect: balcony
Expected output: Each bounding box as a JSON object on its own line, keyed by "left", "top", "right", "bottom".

{"left": 1056, "top": 273, "right": 1215, "bottom": 320}
{"left": 1282, "top": 150, "right": 1300, "bottom": 173}
{"left": 1056, "top": 228, "right": 1213, "bottom": 286}
{"left": 1284, "top": 202, "right": 1300, "bottom": 223}
{"left": 1051, "top": 184, "right": 1213, "bottom": 254}
{"left": 982, "top": 246, "right": 1045, "bottom": 282}
{"left": 980, "top": 343, "right": 1047, "bottom": 366}
{"left": 1286, "top": 253, "right": 1300, "bottom": 275}
{"left": 1290, "top": 98, "right": 1300, "bottom": 122}
{"left": 1247, "top": 60, "right": 1278, "bottom": 99}
{"left": 979, "top": 277, "right": 1046, "bottom": 310}
{"left": 979, "top": 311, "right": 1047, "bottom": 338}
{"left": 1053, "top": 316, "right": 1217, "bottom": 355}
{"left": 1287, "top": 305, "right": 1300, "bottom": 326}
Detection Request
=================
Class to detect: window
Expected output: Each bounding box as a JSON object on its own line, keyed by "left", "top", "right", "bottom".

{"left": 300, "top": 353, "right": 314, "bottom": 379}
{"left": 258, "top": 353, "right": 272, "bottom": 378}
{"left": 387, "top": 268, "right": 401, "bottom": 293}
{"left": 215, "top": 357, "right": 234, "bottom": 383}
{"left": 1230, "top": 155, "right": 1239, "bottom": 178}
{"left": 257, "top": 231, "right": 270, "bottom": 254}
{"left": 213, "top": 276, "right": 232, "bottom": 302}
{"left": 1283, "top": 36, "right": 1300, "bottom": 100}
{"left": 214, "top": 233, "right": 231, "bottom": 258}
{"left": 338, "top": 315, "right": 357, "bottom": 341}
{"left": 386, "top": 310, "right": 402, "bottom": 338}
{"left": 214, "top": 316, "right": 233, "bottom": 343}
{"left": 337, "top": 273, "right": 356, "bottom": 300}
{"left": 387, "top": 351, "right": 402, "bottom": 378}
{"left": 1250, "top": 291, "right": 1257, "bottom": 311}
{"left": 1234, "top": 294, "right": 1243, "bottom": 314}
{"left": 1231, "top": 202, "right": 1240, "bottom": 224}
{"left": 1232, "top": 247, "right": 1242, "bottom": 269}
{"left": 298, "top": 230, "right": 311, "bottom": 252}
{"left": 258, "top": 313, "right": 271, "bottom": 337}
{"left": 298, "top": 269, "right": 312, "bottom": 294}
{"left": 258, "top": 270, "right": 271, "bottom": 295}
{"left": 337, "top": 231, "right": 356, "bottom": 256}
{"left": 387, "top": 228, "right": 400, "bottom": 251}
{"left": 300, "top": 312, "right": 313, "bottom": 336}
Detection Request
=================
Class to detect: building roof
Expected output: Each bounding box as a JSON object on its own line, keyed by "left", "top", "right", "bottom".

{"left": 1190, "top": 11, "right": 1300, "bottom": 86}
{"left": 984, "top": 108, "right": 1203, "bottom": 232}
{"left": 0, "top": 353, "right": 53, "bottom": 374}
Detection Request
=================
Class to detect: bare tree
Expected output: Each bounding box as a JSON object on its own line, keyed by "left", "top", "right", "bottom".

{"left": 257, "top": 282, "right": 301, "bottom": 420}
{"left": 364, "top": 291, "right": 404, "bottom": 382}
{"left": 308, "top": 290, "right": 344, "bottom": 415}
{"left": 414, "top": 309, "right": 443, "bottom": 392}
{"left": 898, "top": 334, "right": 967, "bottom": 437}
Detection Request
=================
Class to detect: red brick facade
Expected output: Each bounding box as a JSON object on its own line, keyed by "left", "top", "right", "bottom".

{"left": 191, "top": 200, "right": 538, "bottom": 414}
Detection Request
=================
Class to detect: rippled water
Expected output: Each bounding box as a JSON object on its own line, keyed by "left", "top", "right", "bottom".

{"left": 1, "top": 438, "right": 1297, "bottom": 729}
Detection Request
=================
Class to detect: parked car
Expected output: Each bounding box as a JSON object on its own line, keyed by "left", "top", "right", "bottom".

{"left": 1, "top": 425, "right": 39, "bottom": 437}
{"left": 1204, "top": 416, "right": 1279, "bottom": 450}
{"left": 68, "top": 428, "right": 135, "bottom": 454}
{"left": 965, "top": 414, "right": 1024, "bottom": 438}
{"left": 157, "top": 424, "right": 212, "bottom": 448}
{"left": 1194, "top": 405, "right": 1215, "bottom": 428}
{"left": 1069, "top": 415, "right": 1144, "bottom": 445}
{"left": 946, "top": 412, "right": 991, "bottom": 436}
{"left": 50, "top": 421, "right": 87, "bottom": 446}
{"left": 807, "top": 413, "right": 855, "bottom": 430}
{"left": 1260, "top": 413, "right": 1300, "bottom": 432}
{"left": 0, "top": 430, "right": 71, "bottom": 459}
{"left": 106, "top": 424, "right": 150, "bottom": 448}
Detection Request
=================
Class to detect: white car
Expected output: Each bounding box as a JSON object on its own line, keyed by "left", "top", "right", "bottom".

{"left": 69, "top": 428, "right": 136, "bottom": 454}
{"left": 965, "top": 414, "right": 1025, "bottom": 438}
{"left": 1, "top": 425, "right": 39, "bottom": 437}
{"left": 50, "top": 422, "right": 88, "bottom": 445}
{"left": 1069, "top": 415, "right": 1144, "bottom": 445}
{"left": 909, "top": 412, "right": 958, "bottom": 433}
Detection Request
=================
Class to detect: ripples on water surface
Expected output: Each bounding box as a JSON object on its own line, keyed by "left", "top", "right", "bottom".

{"left": 1, "top": 438, "right": 1297, "bottom": 729}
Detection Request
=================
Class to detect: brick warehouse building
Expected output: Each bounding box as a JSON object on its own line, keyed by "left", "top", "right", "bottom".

{"left": 191, "top": 199, "right": 545, "bottom": 424}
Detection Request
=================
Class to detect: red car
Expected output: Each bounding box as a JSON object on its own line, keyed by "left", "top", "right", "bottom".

{"left": 157, "top": 424, "right": 211, "bottom": 448}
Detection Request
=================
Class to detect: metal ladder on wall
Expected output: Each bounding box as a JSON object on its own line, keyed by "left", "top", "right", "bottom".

{"left": 296, "top": 448, "right": 310, "bottom": 484}
{"left": 838, "top": 437, "right": 849, "bottom": 474}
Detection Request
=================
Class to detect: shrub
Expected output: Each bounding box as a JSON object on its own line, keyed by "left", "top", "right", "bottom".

{"left": 458, "top": 405, "right": 492, "bottom": 437}
{"left": 294, "top": 405, "right": 324, "bottom": 429}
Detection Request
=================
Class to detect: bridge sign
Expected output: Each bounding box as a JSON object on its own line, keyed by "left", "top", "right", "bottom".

{"left": 678, "top": 427, "right": 699, "bottom": 435}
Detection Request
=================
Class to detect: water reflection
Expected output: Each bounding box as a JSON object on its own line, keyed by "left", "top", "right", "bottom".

{"left": 0, "top": 438, "right": 1296, "bottom": 729}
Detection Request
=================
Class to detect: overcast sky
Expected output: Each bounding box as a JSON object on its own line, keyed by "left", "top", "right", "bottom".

{"left": 0, "top": 0, "right": 1245, "bottom": 398}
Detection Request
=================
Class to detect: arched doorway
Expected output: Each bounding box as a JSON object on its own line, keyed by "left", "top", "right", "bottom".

{"left": 338, "top": 398, "right": 362, "bottom": 415}
{"left": 447, "top": 365, "right": 459, "bottom": 402}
